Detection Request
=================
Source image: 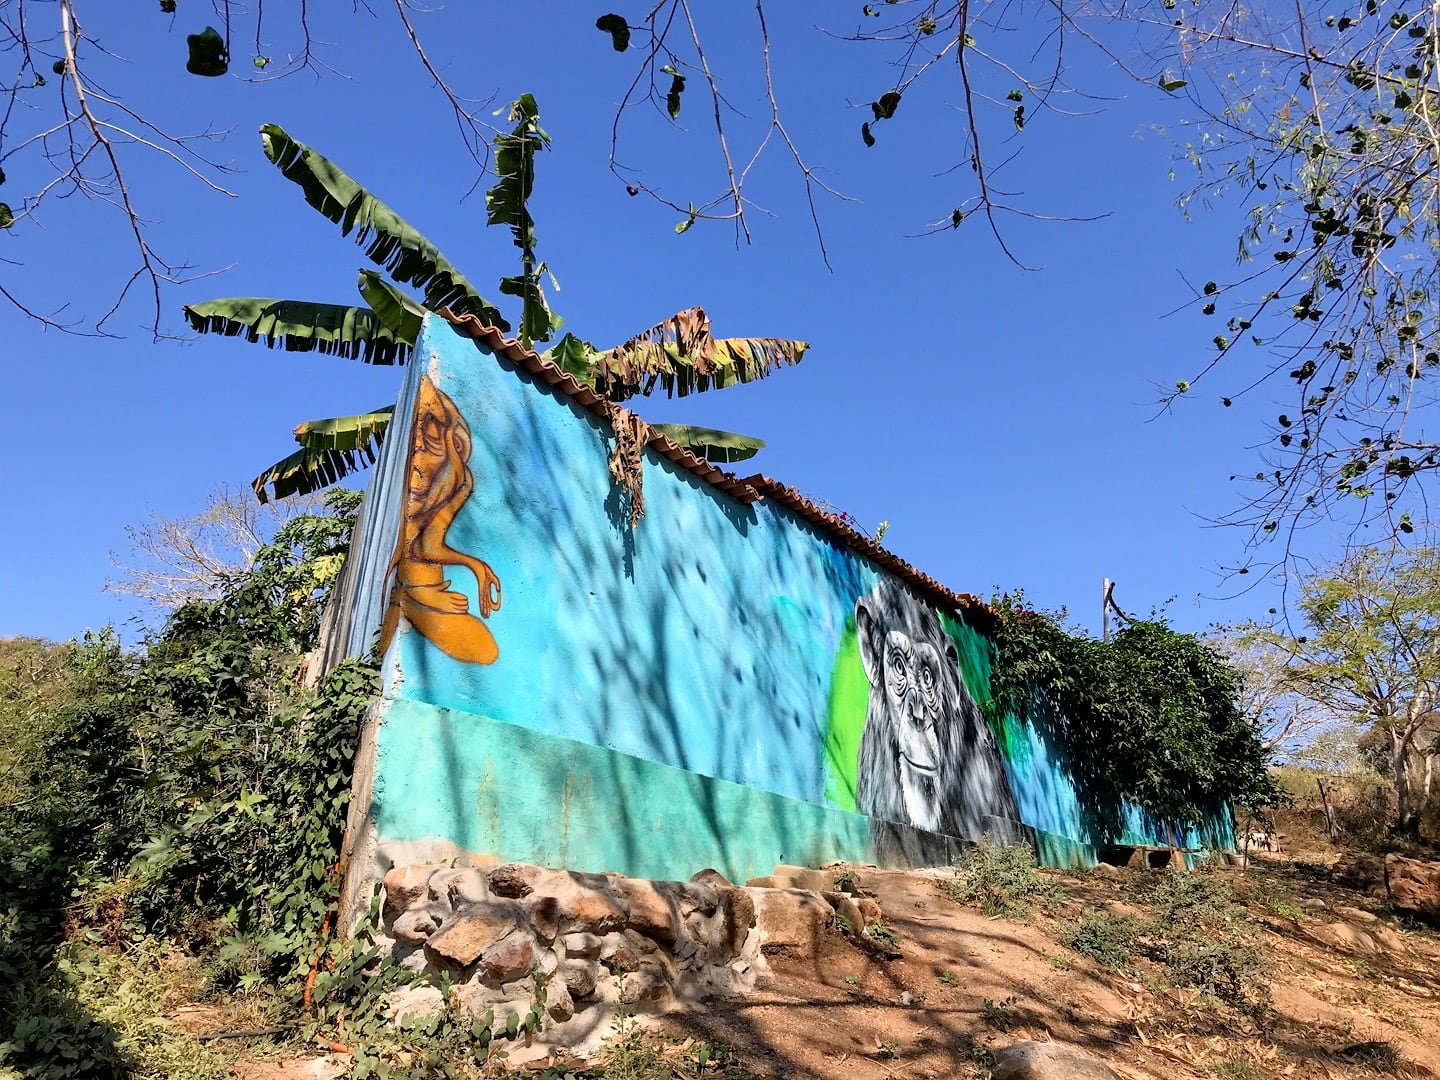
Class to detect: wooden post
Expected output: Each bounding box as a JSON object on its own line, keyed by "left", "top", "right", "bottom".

{"left": 1317, "top": 776, "right": 1338, "bottom": 842}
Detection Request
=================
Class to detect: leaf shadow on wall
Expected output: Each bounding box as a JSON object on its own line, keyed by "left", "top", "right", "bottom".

{"left": 1019, "top": 691, "right": 1125, "bottom": 847}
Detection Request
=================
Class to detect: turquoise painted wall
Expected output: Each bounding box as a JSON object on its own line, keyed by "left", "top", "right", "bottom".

{"left": 336, "top": 316, "right": 1230, "bottom": 881}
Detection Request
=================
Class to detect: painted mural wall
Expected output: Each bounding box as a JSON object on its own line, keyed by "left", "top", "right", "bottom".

{"left": 330, "top": 315, "right": 1230, "bottom": 900}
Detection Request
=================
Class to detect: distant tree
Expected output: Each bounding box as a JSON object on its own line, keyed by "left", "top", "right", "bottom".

{"left": 1287, "top": 725, "right": 1376, "bottom": 778}
{"left": 1249, "top": 543, "right": 1440, "bottom": 836}
{"left": 1209, "top": 628, "right": 1338, "bottom": 757}
{"left": 105, "top": 485, "right": 335, "bottom": 613}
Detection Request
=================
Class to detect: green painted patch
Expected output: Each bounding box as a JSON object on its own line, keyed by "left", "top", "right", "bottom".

{"left": 372, "top": 696, "right": 876, "bottom": 883}
{"left": 823, "top": 617, "right": 867, "bottom": 811}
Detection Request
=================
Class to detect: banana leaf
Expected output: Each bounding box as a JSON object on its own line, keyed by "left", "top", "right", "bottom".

{"left": 652, "top": 423, "right": 765, "bottom": 463}
{"left": 260, "top": 124, "right": 508, "bottom": 330}
{"left": 576, "top": 307, "right": 808, "bottom": 402}
{"left": 184, "top": 298, "right": 411, "bottom": 365}
{"left": 357, "top": 270, "right": 426, "bottom": 345}
{"left": 253, "top": 408, "right": 392, "bottom": 503}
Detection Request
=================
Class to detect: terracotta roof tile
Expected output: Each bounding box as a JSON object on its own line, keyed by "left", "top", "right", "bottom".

{"left": 438, "top": 310, "right": 994, "bottom": 625}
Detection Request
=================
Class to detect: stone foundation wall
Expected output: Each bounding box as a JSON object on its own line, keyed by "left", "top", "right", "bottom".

{"left": 374, "top": 860, "right": 882, "bottom": 1053}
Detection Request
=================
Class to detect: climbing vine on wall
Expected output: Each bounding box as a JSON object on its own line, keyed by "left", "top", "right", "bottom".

{"left": 984, "top": 594, "right": 1280, "bottom": 836}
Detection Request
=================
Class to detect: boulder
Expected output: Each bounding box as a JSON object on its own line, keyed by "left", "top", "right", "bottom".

{"left": 424, "top": 900, "right": 525, "bottom": 969}
{"left": 623, "top": 963, "right": 673, "bottom": 1007}
{"left": 526, "top": 894, "right": 562, "bottom": 942}
{"left": 751, "top": 888, "right": 833, "bottom": 955}
{"left": 598, "top": 932, "right": 640, "bottom": 972}
{"left": 756, "top": 864, "right": 834, "bottom": 892}
{"left": 719, "top": 887, "right": 756, "bottom": 959}
{"left": 478, "top": 930, "right": 539, "bottom": 983}
{"left": 554, "top": 878, "right": 628, "bottom": 934}
{"left": 561, "top": 932, "right": 603, "bottom": 959}
{"left": 383, "top": 865, "right": 433, "bottom": 918}
{"left": 391, "top": 907, "right": 442, "bottom": 946}
{"left": 1332, "top": 853, "right": 1387, "bottom": 900}
{"left": 1385, "top": 855, "right": 1440, "bottom": 923}
{"left": 1335, "top": 905, "right": 1379, "bottom": 924}
{"left": 615, "top": 879, "right": 680, "bottom": 944}
{"left": 690, "top": 868, "right": 733, "bottom": 888}
{"left": 557, "top": 957, "right": 599, "bottom": 999}
{"left": 1323, "top": 921, "right": 1380, "bottom": 954}
{"left": 546, "top": 980, "right": 576, "bottom": 1022}
{"left": 445, "top": 868, "right": 490, "bottom": 907}
{"left": 856, "top": 897, "right": 883, "bottom": 924}
{"left": 822, "top": 892, "right": 867, "bottom": 935}
{"left": 992, "top": 1041, "right": 1120, "bottom": 1080}
{"left": 488, "top": 863, "right": 541, "bottom": 899}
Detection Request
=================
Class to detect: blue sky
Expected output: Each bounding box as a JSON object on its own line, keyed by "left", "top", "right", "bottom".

{"left": 1, "top": 2, "right": 1329, "bottom": 643}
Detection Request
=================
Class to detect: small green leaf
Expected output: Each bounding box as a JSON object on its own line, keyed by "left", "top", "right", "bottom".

{"left": 1202, "top": 303, "right": 1215, "bottom": 315}
{"left": 861, "top": 122, "right": 876, "bottom": 147}
{"left": 159, "top": 0, "right": 176, "bottom": 11}
{"left": 951, "top": 209, "right": 964, "bottom": 227}
{"left": 1159, "top": 77, "right": 1187, "bottom": 92}
{"left": 676, "top": 207, "right": 697, "bottom": 234}
{"left": 0, "top": 203, "right": 13, "bottom": 229}
{"left": 253, "top": 55, "right": 270, "bottom": 69}
{"left": 595, "top": 13, "right": 631, "bottom": 52}
{"left": 1222, "top": 397, "right": 1232, "bottom": 407}
{"left": 1007, "top": 89, "right": 1024, "bottom": 102}
{"left": 1203, "top": 281, "right": 1219, "bottom": 295}
{"left": 1175, "top": 380, "right": 1190, "bottom": 393}
{"left": 665, "top": 68, "right": 686, "bottom": 119}
{"left": 52, "top": 59, "right": 67, "bottom": 75}
{"left": 871, "top": 91, "right": 902, "bottom": 121}
{"left": 1013, "top": 105, "right": 1025, "bottom": 130}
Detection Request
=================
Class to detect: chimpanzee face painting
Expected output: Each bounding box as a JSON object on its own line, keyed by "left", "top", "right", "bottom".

{"left": 854, "top": 581, "right": 1021, "bottom": 840}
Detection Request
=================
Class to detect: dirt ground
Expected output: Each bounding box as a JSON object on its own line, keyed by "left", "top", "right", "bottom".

{"left": 646, "top": 858, "right": 1440, "bottom": 1080}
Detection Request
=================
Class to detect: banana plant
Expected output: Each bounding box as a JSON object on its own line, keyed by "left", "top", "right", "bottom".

{"left": 185, "top": 96, "right": 808, "bottom": 503}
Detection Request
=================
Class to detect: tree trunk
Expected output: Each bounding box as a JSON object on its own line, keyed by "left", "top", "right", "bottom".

{"left": 1391, "top": 728, "right": 1419, "bottom": 837}
{"left": 1317, "top": 776, "right": 1338, "bottom": 842}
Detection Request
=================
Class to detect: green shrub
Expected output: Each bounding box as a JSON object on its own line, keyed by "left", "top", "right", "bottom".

{"left": 1, "top": 492, "right": 376, "bottom": 1073}
{"left": 1130, "top": 868, "right": 1239, "bottom": 929}
{"left": 1155, "top": 934, "right": 1269, "bottom": 1010}
{"left": 940, "top": 838, "right": 1062, "bottom": 919}
{"left": 1059, "top": 910, "right": 1145, "bottom": 968}
{"left": 1103, "top": 870, "right": 1272, "bottom": 1013}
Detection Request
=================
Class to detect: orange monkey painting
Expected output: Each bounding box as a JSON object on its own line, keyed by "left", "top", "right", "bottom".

{"left": 378, "top": 373, "right": 502, "bottom": 664}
